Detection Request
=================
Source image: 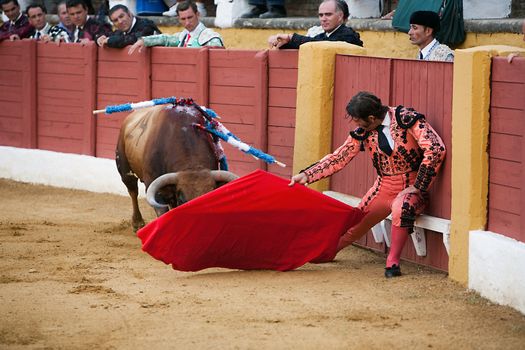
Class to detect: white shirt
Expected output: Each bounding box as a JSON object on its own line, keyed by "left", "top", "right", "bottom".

{"left": 419, "top": 39, "right": 438, "bottom": 60}
{"left": 380, "top": 111, "right": 395, "bottom": 150}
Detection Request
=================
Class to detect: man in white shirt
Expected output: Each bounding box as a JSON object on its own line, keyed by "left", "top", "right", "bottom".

{"left": 408, "top": 10, "right": 454, "bottom": 62}
{"left": 128, "top": 1, "right": 223, "bottom": 55}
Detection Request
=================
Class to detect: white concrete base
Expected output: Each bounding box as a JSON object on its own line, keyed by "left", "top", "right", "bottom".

{"left": 463, "top": 0, "right": 511, "bottom": 19}
{"left": 469, "top": 230, "right": 525, "bottom": 315}
{"left": 0, "top": 146, "right": 145, "bottom": 197}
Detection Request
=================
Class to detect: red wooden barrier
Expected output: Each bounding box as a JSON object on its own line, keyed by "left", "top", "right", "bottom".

{"left": 208, "top": 49, "right": 267, "bottom": 176}
{"left": 96, "top": 48, "right": 151, "bottom": 158}
{"left": 0, "top": 40, "right": 36, "bottom": 148}
{"left": 36, "top": 42, "right": 97, "bottom": 155}
{"left": 331, "top": 55, "right": 453, "bottom": 271}
{"left": 268, "top": 50, "right": 298, "bottom": 179}
{"left": 488, "top": 57, "right": 525, "bottom": 243}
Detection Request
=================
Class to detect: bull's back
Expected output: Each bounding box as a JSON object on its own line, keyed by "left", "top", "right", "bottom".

{"left": 118, "top": 105, "right": 217, "bottom": 182}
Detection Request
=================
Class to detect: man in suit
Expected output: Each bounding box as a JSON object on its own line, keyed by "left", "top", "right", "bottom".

{"left": 66, "top": 0, "right": 111, "bottom": 43}
{"left": 27, "top": 3, "right": 70, "bottom": 42}
{"left": 409, "top": 10, "right": 454, "bottom": 62}
{"left": 267, "top": 0, "right": 362, "bottom": 49}
{"left": 0, "top": 0, "right": 33, "bottom": 41}
{"left": 96, "top": 4, "right": 161, "bottom": 48}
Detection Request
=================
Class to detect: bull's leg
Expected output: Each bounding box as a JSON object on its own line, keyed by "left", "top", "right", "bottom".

{"left": 126, "top": 177, "right": 146, "bottom": 232}
{"left": 116, "top": 148, "right": 145, "bottom": 232}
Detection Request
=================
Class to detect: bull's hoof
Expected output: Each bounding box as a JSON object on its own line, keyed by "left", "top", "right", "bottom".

{"left": 132, "top": 220, "right": 146, "bottom": 233}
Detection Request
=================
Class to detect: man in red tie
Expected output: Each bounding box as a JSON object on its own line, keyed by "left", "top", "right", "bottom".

{"left": 289, "top": 91, "right": 446, "bottom": 278}
{"left": 128, "top": 1, "right": 223, "bottom": 55}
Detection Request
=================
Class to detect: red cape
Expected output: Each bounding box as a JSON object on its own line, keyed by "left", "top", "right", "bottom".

{"left": 137, "top": 170, "right": 363, "bottom": 271}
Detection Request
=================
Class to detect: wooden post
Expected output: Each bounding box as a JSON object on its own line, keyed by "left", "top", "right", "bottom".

{"left": 83, "top": 42, "right": 97, "bottom": 156}
{"left": 198, "top": 47, "right": 209, "bottom": 106}
{"left": 138, "top": 46, "right": 152, "bottom": 101}
{"left": 21, "top": 40, "right": 37, "bottom": 149}
{"left": 254, "top": 49, "right": 269, "bottom": 171}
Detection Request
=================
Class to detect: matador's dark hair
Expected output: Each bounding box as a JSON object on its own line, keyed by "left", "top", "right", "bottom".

{"left": 346, "top": 91, "right": 389, "bottom": 121}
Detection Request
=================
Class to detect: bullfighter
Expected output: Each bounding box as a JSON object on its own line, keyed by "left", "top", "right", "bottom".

{"left": 289, "top": 91, "right": 446, "bottom": 278}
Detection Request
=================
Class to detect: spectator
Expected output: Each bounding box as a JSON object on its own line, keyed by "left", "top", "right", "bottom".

{"left": 408, "top": 10, "right": 454, "bottom": 62}
{"left": 289, "top": 91, "right": 446, "bottom": 278}
{"left": 128, "top": 1, "right": 223, "bottom": 54}
{"left": 240, "top": 0, "right": 286, "bottom": 19}
{"left": 66, "top": 0, "right": 111, "bottom": 43}
{"left": 96, "top": 4, "right": 160, "bottom": 48}
{"left": 27, "top": 3, "right": 70, "bottom": 42}
{"left": 0, "top": 0, "right": 33, "bottom": 41}
{"left": 267, "top": 0, "right": 362, "bottom": 49}
{"left": 57, "top": 0, "right": 74, "bottom": 41}
{"left": 163, "top": 0, "right": 207, "bottom": 17}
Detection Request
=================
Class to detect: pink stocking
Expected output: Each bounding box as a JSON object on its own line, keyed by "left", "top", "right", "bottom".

{"left": 386, "top": 225, "right": 410, "bottom": 267}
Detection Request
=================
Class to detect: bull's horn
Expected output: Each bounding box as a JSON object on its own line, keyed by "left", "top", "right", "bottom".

{"left": 210, "top": 170, "right": 239, "bottom": 183}
{"left": 146, "top": 173, "right": 179, "bottom": 208}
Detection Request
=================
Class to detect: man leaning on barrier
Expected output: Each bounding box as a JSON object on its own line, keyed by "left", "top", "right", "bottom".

{"left": 267, "top": 0, "right": 362, "bottom": 49}
{"left": 96, "top": 4, "right": 161, "bottom": 48}
{"left": 0, "top": 0, "right": 33, "bottom": 41}
{"left": 27, "top": 3, "right": 70, "bottom": 42}
{"left": 128, "top": 1, "right": 223, "bottom": 55}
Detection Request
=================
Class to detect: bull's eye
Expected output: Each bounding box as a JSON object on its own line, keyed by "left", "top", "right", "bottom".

{"left": 176, "top": 191, "right": 187, "bottom": 205}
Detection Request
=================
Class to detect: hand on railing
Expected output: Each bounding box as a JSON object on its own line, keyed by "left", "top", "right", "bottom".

{"left": 128, "top": 38, "right": 145, "bottom": 55}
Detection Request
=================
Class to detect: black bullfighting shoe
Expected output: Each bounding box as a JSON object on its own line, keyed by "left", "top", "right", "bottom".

{"left": 259, "top": 6, "right": 287, "bottom": 18}
{"left": 384, "top": 264, "right": 402, "bottom": 278}
{"left": 240, "top": 5, "right": 267, "bottom": 18}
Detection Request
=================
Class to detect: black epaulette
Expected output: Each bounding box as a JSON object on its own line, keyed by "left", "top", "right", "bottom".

{"left": 349, "top": 127, "right": 369, "bottom": 152}
{"left": 395, "top": 105, "right": 425, "bottom": 129}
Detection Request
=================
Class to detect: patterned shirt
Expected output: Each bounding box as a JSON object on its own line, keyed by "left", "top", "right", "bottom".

{"left": 30, "top": 22, "right": 70, "bottom": 42}
{"left": 302, "top": 106, "right": 446, "bottom": 193}
{"left": 0, "top": 13, "right": 33, "bottom": 41}
{"left": 418, "top": 39, "right": 454, "bottom": 62}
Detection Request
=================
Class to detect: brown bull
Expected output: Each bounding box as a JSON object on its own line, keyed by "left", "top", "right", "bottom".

{"left": 116, "top": 104, "right": 238, "bottom": 231}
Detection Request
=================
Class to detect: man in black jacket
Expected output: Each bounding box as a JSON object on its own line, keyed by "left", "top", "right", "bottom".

{"left": 67, "top": 0, "right": 111, "bottom": 43}
{"left": 267, "top": 0, "right": 362, "bottom": 49}
{"left": 96, "top": 4, "right": 160, "bottom": 48}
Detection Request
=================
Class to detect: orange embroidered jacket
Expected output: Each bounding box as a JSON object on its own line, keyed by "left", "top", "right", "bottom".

{"left": 303, "top": 106, "right": 446, "bottom": 192}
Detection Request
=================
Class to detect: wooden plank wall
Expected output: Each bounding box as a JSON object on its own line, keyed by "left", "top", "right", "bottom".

{"left": 267, "top": 50, "right": 298, "bottom": 179}
{"left": 208, "top": 49, "right": 266, "bottom": 176}
{"left": 331, "top": 55, "right": 453, "bottom": 271}
{"left": 488, "top": 57, "right": 525, "bottom": 243}
{"left": 96, "top": 48, "right": 151, "bottom": 158}
{"left": 0, "top": 40, "right": 36, "bottom": 148}
{"left": 36, "top": 42, "right": 97, "bottom": 155}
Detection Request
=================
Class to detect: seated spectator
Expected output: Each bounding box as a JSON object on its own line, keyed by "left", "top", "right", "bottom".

{"left": 96, "top": 4, "right": 160, "bottom": 48}
{"left": 0, "top": 0, "right": 33, "bottom": 41}
{"left": 409, "top": 10, "right": 454, "bottom": 62}
{"left": 57, "top": 0, "right": 74, "bottom": 41}
{"left": 240, "top": 0, "right": 286, "bottom": 19}
{"left": 66, "top": 0, "right": 111, "bottom": 43}
{"left": 128, "top": 1, "right": 223, "bottom": 54}
{"left": 267, "top": 0, "right": 362, "bottom": 49}
{"left": 27, "top": 3, "right": 70, "bottom": 42}
{"left": 163, "top": 0, "right": 207, "bottom": 17}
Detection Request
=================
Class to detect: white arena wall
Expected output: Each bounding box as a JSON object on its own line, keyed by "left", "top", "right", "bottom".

{"left": 0, "top": 146, "right": 145, "bottom": 197}
{"left": 469, "top": 230, "right": 525, "bottom": 314}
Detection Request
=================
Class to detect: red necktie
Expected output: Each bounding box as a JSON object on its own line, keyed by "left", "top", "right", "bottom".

{"left": 184, "top": 33, "right": 191, "bottom": 47}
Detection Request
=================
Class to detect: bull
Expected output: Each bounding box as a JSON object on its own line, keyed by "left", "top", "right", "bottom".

{"left": 115, "top": 103, "right": 238, "bottom": 231}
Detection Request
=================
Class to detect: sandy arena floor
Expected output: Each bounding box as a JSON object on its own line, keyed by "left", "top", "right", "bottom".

{"left": 0, "top": 179, "right": 524, "bottom": 349}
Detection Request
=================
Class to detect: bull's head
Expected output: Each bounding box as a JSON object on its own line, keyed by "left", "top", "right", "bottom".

{"left": 146, "top": 169, "right": 239, "bottom": 209}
